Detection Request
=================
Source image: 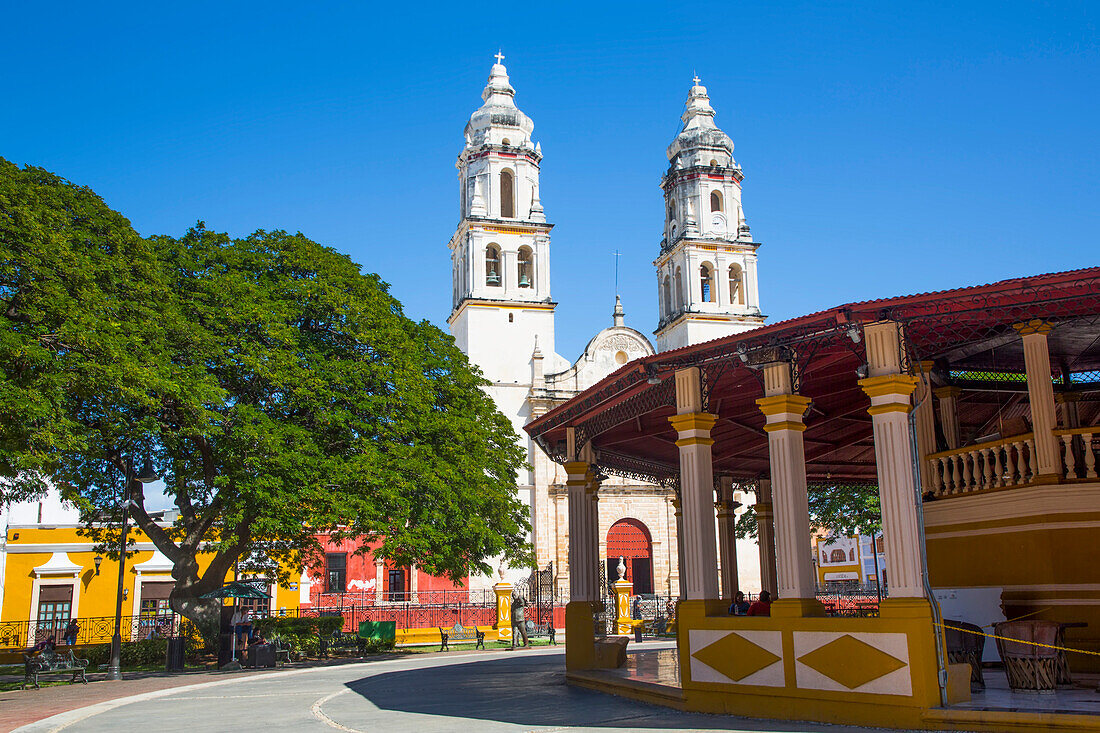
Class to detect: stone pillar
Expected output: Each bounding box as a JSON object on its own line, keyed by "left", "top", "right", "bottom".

{"left": 716, "top": 476, "right": 739, "bottom": 600}
{"left": 913, "top": 362, "right": 938, "bottom": 494}
{"left": 754, "top": 478, "right": 778, "bottom": 597}
{"left": 494, "top": 580, "right": 513, "bottom": 641}
{"left": 612, "top": 558, "right": 634, "bottom": 634}
{"left": 1014, "top": 320, "right": 1061, "bottom": 482}
{"left": 374, "top": 558, "right": 384, "bottom": 604}
{"left": 409, "top": 563, "right": 419, "bottom": 604}
{"left": 756, "top": 363, "right": 822, "bottom": 616}
{"left": 667, "top": 367, "right": 720, "bottom": 602}
{"left": 860, "top": 321, "right": 926, "bottom": 600}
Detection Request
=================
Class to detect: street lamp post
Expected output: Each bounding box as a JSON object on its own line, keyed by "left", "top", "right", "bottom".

{"left": 107, "top": 458, "right": 158, "bottom": 681}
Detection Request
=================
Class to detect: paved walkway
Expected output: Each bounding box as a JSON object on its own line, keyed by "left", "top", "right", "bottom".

{"left": 9, "top": 644, "right": 914, "bottom": 733}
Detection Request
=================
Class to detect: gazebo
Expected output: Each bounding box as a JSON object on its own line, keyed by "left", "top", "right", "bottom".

{"left": 525, "top": 268, "right": 1100, "bottom": 730}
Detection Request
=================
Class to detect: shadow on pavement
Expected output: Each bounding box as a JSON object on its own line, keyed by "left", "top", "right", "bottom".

{"left": 343, "top": 652, "right": 849, "bottom": 731}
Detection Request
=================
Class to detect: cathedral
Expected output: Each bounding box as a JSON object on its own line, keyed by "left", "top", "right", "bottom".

{"left": 447, "top": 56, "right": 765, "bottom": 598}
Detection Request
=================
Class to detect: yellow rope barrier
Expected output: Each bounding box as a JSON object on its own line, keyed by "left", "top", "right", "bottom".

{"left": 937, "top": 622, "right": 1100, "bottom": 657}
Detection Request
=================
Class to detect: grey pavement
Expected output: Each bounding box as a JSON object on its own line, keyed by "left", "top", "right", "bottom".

{"left": 14, "top": 645, "right": 920, "bottom": 733}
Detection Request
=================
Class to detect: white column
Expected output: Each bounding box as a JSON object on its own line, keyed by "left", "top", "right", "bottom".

{"left": 668, "top": 367, "right": 720, "bottom": 601}
{"left": 565, "top": 460, "right": 594, "bottom": 601}
{"left": 756, "top": 363, "right": 818, "bottom": 610}
{"left": 913, "top": 362, "right": 938, "bottom": 494}
{"left": 933, "top": 386, "right": 961, "bottom": 450}
{"left": 586, "top": 468, "right": 602, "bottom": 602}
{"left": 1014, "top": 320, "right": 1061, "bottom": 481}
{"left": 754, "top": 478, "right": 778, "bottom": 597}
{"left": 672, "top": 493, "right": 685, "bottom": 599}
{"left": 374, "top": 559, "right": 384, "bottom": 604}
{"left": 860, "top": 321, "right": 926, "bottom": 599}
{"left": 716, "top": 476, "right": 739, "bottom": 600}
{"left": 409, "top": 564, "right": 419, "bottom": 604}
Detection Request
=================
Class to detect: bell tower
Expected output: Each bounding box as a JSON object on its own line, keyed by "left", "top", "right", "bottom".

{"left": 654, "top": 77, "right": 765, "bottom": 352}
{"left": 448, "top": 54, "right": 556, "bottom": 393}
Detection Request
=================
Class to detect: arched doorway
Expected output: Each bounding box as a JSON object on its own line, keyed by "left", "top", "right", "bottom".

{"left": 606, "top": 518, "right": 654, "bottom": 595}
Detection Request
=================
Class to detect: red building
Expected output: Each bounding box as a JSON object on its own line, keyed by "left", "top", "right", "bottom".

{"left": 302, "top": 534, "right": 471, "bottom": 609}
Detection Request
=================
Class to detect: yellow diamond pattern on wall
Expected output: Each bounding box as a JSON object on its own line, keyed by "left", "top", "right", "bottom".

{"left": 692, "top": 632, "right": 781, "bottom": 682}
{"left": 796, "top": 634, "right": 906, "bottom": 690}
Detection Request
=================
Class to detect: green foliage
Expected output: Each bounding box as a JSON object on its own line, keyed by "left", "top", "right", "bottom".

{"left": 361, "top": 637, "right": 396, "bottom": 654}
{"left": 253, "top": 614, "right": 343, "bottom": 638}
{"left": 0, "top": 159, "right": 531, "bottom": 627}
{"left": 735, "top": 482, "right": 882, "bottom": 539}
{"left": 82, "top": 638, "right": 174, "bottom": 668}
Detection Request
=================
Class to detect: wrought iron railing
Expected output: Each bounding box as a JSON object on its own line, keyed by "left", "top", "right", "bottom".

{"left": 0, "top": 613, "right": 182, "bottom": 651}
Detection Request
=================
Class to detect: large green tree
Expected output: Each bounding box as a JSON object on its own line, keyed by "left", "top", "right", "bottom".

{"left": 1, "top": 160, "right": 530, "bottom": 629}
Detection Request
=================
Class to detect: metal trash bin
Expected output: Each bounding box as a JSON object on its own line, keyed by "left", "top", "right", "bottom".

{"left": 166, "top": 636, "right": 186, "bottom": 672}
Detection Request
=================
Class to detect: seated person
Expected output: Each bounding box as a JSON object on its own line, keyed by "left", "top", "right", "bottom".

{"left": 746, "top": 590, "right": 772, "bottom": 617}
{"left": 31, "top": 636, "right": 56, "bottom": 653}
{"left": 728, "top": 591, "right": 751, "bottom": 615}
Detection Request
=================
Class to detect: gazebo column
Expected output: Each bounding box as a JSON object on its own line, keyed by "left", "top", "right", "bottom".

{"left": 563, "top": 428, "right": 598, "bottom": 670}
{"left": 585, "top": 464, "right": 603, "bottom": 603}
{"left": 859, "top": 321, "right": 926, "bottom": 602}
{"left": 1014, "top": 320, "right": 1061, "bottom": 482}
{"left": 716, "top": 476, "right": 739, "bottom": 600}
{"left": 913, "top": 361, "right": 938, "bottom": 494}
{"left": 756, "top": 363, "right": 823, "bottom": 617}
{"left": 933, "top": 386, "right": 961, "bottom": 450}
{"left": 1056, "top": 393, "right": 1081, "bottom": 429}
{"left": 754, "top": 477, "right": 778, "bottom": 597}
{"left": 672, "top": 493, "right": 685, "bottom": 600}
{"left": 667, "top": 367, "right": 720, "bottom": 603}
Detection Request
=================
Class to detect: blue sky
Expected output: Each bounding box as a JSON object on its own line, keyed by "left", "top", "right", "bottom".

{"left": 3, "top": 1, "right": 1098, "bottom": 361}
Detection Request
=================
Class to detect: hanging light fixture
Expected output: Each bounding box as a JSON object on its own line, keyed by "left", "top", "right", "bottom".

{"left": 94, "top": 555, "right": 103, "bottom": 575}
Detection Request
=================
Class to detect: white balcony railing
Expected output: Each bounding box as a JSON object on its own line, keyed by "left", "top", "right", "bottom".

{"left": 1054, "top": 427, "right": 1099, "bottom": 480}
{"left": 926, "top": 433, "right": 1036, "bottom": 497}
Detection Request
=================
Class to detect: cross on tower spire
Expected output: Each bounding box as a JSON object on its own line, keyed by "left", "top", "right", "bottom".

{"left": 495, "top": 50, "right": 505, "bottom": 65}
{"left": 692, "top": 73, "right": 701, "bottom": 85}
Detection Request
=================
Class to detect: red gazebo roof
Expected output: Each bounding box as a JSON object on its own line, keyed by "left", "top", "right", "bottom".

{"left": 525, "top": 268, "right": 1100, "bottom": 484}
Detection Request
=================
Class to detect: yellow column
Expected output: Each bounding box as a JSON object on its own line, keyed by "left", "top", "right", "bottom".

{"left": 612, "top": 558, "right": 634, "bottom": 634}
{"left": 1014, "top": 319, "right": 1061, "bottom": 482}
{"left": 756, "top": 362, "right": 823, "bottom": 617}
{"left": 494, "top": 580, "right": 513, "bottom": 642}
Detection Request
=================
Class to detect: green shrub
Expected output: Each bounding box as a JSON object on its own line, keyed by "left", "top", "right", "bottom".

{"left": 362, "top": 637, "right": 395, "bottom": 654}
{"left": 83, "top": 638, "right": 168, "bottom": 668}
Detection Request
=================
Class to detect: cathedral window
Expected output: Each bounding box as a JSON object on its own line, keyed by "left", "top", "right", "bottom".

{"left": 485, "top": 245, "right": 502, "bottom": 286}
{"left": 729, "top": 264, "right": 745, "bottom": 305}
{"left": 500, "top": 169, "right": 515, "bottom": 218}
{"left": 710, "top": 191, "right": 723, "bottom": 212}
{"left": 668, "top": 199, "right": 676, "bottom": 222}
{"left": 517, "top": 246, "right": 534, "bottom": 288}
{"left": 662, "top": 276, "right": 672, "bottom": 316}
{"left": 675, "top": 267, "right": 684, "bottom": 309}
{"left": 700, "top": 263, "right": 715, "bottom": 303}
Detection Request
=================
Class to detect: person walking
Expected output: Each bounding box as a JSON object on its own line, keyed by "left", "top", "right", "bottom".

{"left": 63, "top": 618, "right": 80, "bottom": 645}
{"left": 510, "top": 594, "right": 529, "bottom": 649}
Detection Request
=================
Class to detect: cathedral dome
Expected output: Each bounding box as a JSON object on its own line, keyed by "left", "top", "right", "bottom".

{"left": 666, "top": 78, "right": 734, "bottom": 162}
{"left": 464, "top": 58, "right": 535, "bottom": 147}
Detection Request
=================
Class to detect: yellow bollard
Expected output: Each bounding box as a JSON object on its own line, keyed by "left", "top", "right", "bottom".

{"left": 494, "top": 581, "right": 513, "bottom": 642}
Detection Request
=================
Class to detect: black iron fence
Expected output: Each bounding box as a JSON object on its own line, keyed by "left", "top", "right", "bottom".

{"left": 0, "top": 613, "right": 183, "bottom": 651}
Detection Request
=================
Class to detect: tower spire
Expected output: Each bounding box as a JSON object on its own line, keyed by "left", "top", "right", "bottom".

{"left": 613, "top": 295, "right": 625, "bottom": 327}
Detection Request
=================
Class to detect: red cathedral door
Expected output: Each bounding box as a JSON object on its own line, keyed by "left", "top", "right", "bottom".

{"left": 605, "top": 519, "right": 654, "bottom": 595}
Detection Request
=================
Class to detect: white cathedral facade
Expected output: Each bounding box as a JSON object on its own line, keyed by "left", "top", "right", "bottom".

{"left": 448, "top": 58, "right": 763, "bottom": 597}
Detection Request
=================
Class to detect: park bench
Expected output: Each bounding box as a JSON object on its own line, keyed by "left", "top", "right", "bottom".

{"left": 322, "top": 630, "right": 365, "bottom": 657}
{"left": 439, "top": 622, "right": 484, "bottom": 651}
{"left": 22, "top": 650, "right": 89, "bottom": 690}
{"left": 524, "top": 620, "right": 556, "bottom": 644}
